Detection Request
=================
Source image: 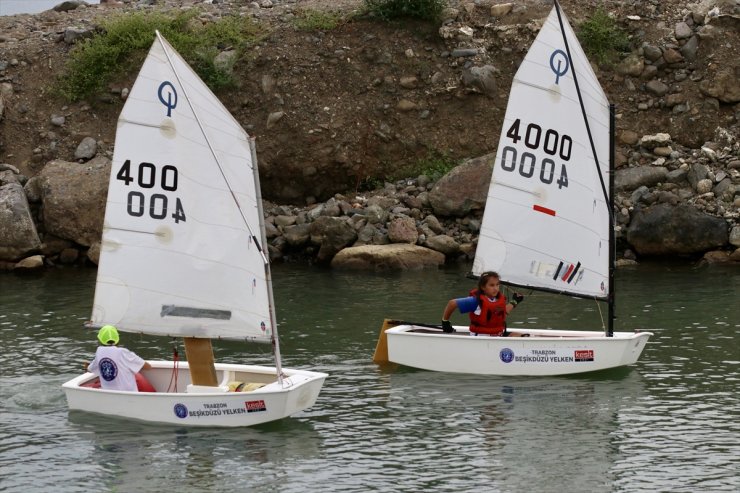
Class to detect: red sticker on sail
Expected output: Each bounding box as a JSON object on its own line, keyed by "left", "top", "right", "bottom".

{"left": 533, "top": 204, "right": 556, "bottom": 216}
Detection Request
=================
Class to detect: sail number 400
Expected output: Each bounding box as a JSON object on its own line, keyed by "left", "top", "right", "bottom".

{"left": 116, "top": 160, "right": 186, "bottom": 223}
{"left": 502, "top": 119, "right": 571, "bottom": 189}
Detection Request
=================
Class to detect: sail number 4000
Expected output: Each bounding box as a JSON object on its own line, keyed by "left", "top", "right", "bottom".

{"left": 116, "top": 160, "right": 186, "bottom": 223}
{"left": 502, "top": 119, "right": 571, "bottom": 189}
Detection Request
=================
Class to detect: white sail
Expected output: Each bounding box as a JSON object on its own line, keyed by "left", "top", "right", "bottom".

{"left": 91, "top": 34, "right": 272, "bottom": 341}
{"left": 473, "top": 4, "right": 611, "bottom": 299}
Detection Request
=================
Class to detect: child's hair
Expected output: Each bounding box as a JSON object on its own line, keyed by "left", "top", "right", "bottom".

{"left": 477, "top": 271, "right": 500, "bottom": 291}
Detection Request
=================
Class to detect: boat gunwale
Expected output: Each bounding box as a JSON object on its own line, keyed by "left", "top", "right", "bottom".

{"left": 385, "top": 325, "right": 654, "bottom": 341}
{"left": 62, "top": 361, "right": 328, "bottom": 395}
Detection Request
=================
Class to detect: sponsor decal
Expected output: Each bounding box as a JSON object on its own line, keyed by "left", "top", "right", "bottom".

{"left": 500, "top": 348, "right": 514, "bottom": 363}
{"left": 574, "top": 349, "right": 594, "bottom": 362}
{"left": 174, "top": 403, "right": 188, "bottom": 419}
{"left": 189, "top": 402, "right": 248, "bottom": 417}
{"left": 245, "top": 400, "right": 267, "bottom": 413}
{"left": 506, "top": 348, "right": 589, "bottom": 364}
{"left": 176, "top": 401, "right": 253, "bottom": 419}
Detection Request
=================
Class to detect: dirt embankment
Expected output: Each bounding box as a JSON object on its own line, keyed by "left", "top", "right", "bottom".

{"left": 0, "top": 0, "right": 738, "bottom": 204}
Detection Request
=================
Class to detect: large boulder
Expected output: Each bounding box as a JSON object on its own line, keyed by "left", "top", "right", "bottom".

{"left": 0, "top": 182, "right": 42, "bottom": 261}
{"left": 424, "top": 234, "right": 460, "bottom": 256}
{"left": 626, "top": 204, "right": 728, "bottom": 255}
{"left": 283, "top": 223, "right": 311, "bottom": 247}
{"left": 38, "top": 158, "right": 110, "bottom": 247}
{"left": 331, "top": 244, "right": 445, "bottom": 270}
{"left": 309, "top": 216, "right": 357, "bottom": 262}
{"left": 429, "top": 153, "right": 494, "bottom": 217}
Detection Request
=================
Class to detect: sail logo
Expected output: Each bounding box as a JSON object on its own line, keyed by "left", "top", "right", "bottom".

{"left": 158, "top": 81, "right": 178, "bottom": 117}
{"left": 500, "top": 348, "right": 514, "bottom": 363}
{"left": 174, "top": 403, "right": 188, "bottom": 419}
{"left": 245, "top": 400, "right": 267, "bottom": 413}
{"left": 549, "top": 49, "right": 569, "bottom": 84}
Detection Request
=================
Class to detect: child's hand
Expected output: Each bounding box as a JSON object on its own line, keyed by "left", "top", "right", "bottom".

{"left": 83, "top": 361, "right": 89, "bottom": 371}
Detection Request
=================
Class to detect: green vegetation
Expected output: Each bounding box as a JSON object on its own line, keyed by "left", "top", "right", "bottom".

{"left": 356, "top": 176, "right": 385, "bottom": 192}
{"left": 577, "top": 9, "right": 631, "bottom": 66}
{"left": 405, "top": 150, "right": 458, "bottom": 181}
{"left": 292, "top": 9, "right": 346, "bottom": 31}
{"left": 56, "top": 10, "right": 263, "bottom": 102}
{"left": 355, "top": 151, "right": 458, "bottom": 192}
{"left": 363, "top": 0, "right": 447, "bottom": 22}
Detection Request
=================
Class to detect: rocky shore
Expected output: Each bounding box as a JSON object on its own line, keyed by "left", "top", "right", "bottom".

{"left": 1, "top": 0, "right": 739, "bottom": 271}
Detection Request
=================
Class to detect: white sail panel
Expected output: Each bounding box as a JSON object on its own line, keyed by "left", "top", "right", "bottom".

{"left": 91, "top": 35, "right": 272, "bottom": 341}
{"left": 473, "top": 5, "right": 611, "bottom": 299}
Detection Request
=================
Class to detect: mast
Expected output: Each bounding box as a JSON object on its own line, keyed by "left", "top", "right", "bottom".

{"left": 608, "top": 104, "right": 615, "bottom": 337}
{"left": 250, "top": 138, "right": 284, "bottom": 384}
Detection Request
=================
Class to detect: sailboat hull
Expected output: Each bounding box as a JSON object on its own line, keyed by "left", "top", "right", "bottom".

{"left": 385, "top": 325, "right": 651, "bottom": 376}
{"left": 63, "top": 361, "right": 327, "bottom": 427}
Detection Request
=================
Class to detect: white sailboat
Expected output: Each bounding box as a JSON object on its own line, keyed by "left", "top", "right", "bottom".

{"left": 374, "top": 2, "right": 652, "bottom": 376}
{"left": 63, "top": 32, "right": 327, "bottom": 426}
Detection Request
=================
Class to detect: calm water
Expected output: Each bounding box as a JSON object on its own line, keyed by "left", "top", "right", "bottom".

{"left": 0, "top": 0, "right": 100, "bottom": 16}
{"left": 0, "top": 263, "right": 738, "bottom": 492}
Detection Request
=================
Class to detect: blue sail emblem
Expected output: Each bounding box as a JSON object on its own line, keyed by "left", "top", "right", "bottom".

{"left": 158, "top": 81, "right": 178, "bottom": 117}
{"left": 549, "top": 49, "right": 569, "bottom": 84}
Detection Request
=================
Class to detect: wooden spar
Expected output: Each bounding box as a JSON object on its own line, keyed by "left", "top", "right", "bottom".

{"left": 184, "top": 337, "right": 218, "bottom": 386}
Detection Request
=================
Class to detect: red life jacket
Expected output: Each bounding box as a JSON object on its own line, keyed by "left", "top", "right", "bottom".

{"left": 468, "top": 289, "right": 507, "bottom": 336}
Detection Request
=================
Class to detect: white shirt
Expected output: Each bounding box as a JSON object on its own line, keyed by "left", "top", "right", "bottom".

{"left": 88, "top": 345, "right": 145, "bottom": 392}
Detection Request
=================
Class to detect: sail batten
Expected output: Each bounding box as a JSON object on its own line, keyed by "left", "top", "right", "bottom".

{"left": 474, "top": 4, "right": 610, "bottom": 299}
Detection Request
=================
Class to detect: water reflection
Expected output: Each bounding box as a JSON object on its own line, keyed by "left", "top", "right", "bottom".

{"left": 380, "top": 369, "right": 647, "bottom": 492}
{"left": 63, "top": 414, "right": 323, "bottom": 491}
